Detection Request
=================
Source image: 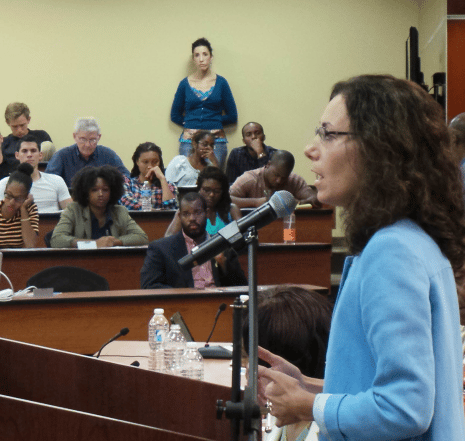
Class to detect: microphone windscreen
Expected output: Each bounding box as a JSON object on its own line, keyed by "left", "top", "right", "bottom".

{"left": 120, "top": 327, "right": 130, "bottom": 336}
{"left": 269, "top": 191, "right": 297, "bottom": 218}
{"left": 219, "top": 303, "right": 227, "bottom": 311}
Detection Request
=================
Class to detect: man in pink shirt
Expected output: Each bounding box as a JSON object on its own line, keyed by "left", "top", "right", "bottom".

{"left": 140, "top": 192, "right": 246, "bottom": 289}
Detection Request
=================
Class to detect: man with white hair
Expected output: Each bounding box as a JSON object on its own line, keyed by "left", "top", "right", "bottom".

{"left": 45, "top": 117, "right": 129, "bottom": 187}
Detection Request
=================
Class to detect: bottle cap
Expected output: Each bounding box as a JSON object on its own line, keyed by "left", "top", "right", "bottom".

{"left": 170, "top": 324, "right": 181, "bottom": 330}
{"left": 186, "top": 342, "right": 197, "bottom": 348}
{"left": 154, "top": 308, "right": 164, "bottom": 314}
{"left": 240, "top": 295, "right": 249, "bottom": 303}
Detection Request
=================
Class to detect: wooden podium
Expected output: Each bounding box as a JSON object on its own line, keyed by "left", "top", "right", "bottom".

{"left": 0, "top": 338, "right": 235, "bottom": 440}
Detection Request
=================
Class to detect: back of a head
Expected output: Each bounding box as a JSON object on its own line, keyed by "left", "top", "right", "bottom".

{"left": 7, "top": 162, "right": 34, "bottom": 193}
{"left": 269, "top": 150, "right": 295, "bottom": 175}
{"left": 242, "top": 285, "right": 332, "bottom": 379}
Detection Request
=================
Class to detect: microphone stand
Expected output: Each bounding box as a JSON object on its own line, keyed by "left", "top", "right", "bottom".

{"left": 216, "top": 226, "right": 261, "bottom": 441}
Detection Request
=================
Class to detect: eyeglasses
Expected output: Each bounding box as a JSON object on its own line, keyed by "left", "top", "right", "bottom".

{"left": 198, "top": 141, "right": 214, "bottom": 148}
{"left": 315, "top": 126, "right": 353, "bottom": 142}
{"left": 77, "top": 137, "right": 99, "bottom": 145}
{"left": 4, "top": 192, "right": 26, "bottom": 204}
{"left": 200, "top": 187, "right": 222, "bottom": 196}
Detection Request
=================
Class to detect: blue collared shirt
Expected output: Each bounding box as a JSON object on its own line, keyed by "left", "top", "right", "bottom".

{"left": 45, "top": 144, "right": 130, "bottom": 188}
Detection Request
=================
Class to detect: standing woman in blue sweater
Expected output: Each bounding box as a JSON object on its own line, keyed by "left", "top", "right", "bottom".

{"left": 170, "top": 38, "right": 238, "bottom": 170}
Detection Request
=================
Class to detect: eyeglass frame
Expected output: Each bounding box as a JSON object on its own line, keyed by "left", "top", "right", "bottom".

{"left": 315, "top": 126, "right": 354, "bottom": 142}
{"left": 4, "top": 192, "right": 27, "bottom": 204}
{"left": 77, "top": 137, "right": 99, "bottom": 145}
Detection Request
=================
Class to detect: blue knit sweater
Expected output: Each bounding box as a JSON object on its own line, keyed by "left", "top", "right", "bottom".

{"left": 170, "top": 75, "right": 237, "bottom": 130}
{"left": 314, "top": 219, "right": 465, "bottom": 440}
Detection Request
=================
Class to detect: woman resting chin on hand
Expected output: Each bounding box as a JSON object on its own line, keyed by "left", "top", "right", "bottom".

{"left": 0, "top": 162, "right": 38, "bottom": 248}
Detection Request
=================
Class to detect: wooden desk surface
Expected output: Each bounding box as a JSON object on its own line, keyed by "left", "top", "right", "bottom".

{"left": 0, "top": 285, "right": 327, "bottom": 354}
{"left": 38, "top": 207, "right": 334, "bottom": 246}
{"left": 1, "top": 242, "right": 331, "bottom": 291}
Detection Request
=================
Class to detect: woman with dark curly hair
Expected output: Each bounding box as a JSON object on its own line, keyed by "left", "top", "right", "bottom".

{"left": 51, "top": 166, "right": 148, "bottom": 248}
{"left": 258, "top": 75, "right": 465, "bottom": 440}
{"left": 165, "top": 166, "right": 241, "bottom": 237}
{"left": 120, "top": 142, "right": 177, "bottom": 210}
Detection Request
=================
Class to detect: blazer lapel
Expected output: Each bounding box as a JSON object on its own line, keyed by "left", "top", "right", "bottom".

{"left": 82, "top": 206, "right": 92, "bottom": 239}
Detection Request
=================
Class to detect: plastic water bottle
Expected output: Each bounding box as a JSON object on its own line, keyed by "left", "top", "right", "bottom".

{"left": 283, "top": 212, "right": 296, "bottom": 244}
{"left": 141, "top": 181, "right": 152, "bottom": 211}
{"left": 164, "top": 324, "right": 187, "bottom": 376}
{"left": 181, "top": 342, "right": 204, "bottom": 380}
{"left": 148, "top": 308, "right": 169, "bottom": 373}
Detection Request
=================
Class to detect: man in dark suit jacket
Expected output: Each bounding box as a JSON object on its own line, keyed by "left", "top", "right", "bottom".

{"left": 140, "top": 192, "right": 246, "bottom": 289}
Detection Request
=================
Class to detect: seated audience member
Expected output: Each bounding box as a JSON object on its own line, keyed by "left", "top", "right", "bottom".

{"left": 449, "top": 113, "right": 465, "bottom": 184}
{"left": 45, "top": 117, "right": 130, "bottom": 188}
{"left": 0, "top": 102, "right": 54, "bottom": 180}
{"left": 165, "top": 131, "right": 219, "bottom": 187}
{"left": 226, "top": 122, "right": 277, "bottom": 184}
{"left": 448, "top": 113, "right": 465, "bottom": 325}
{"left": 141, "top": 191, "right": 246, "bottom": 289}
{"left": 165, "top": 166, "right": 241, "bottom": 236}
{"left": 229, "top": 150, "right": 319, "bottom": 208}
{"left": 0, "top": 134, "right": 71, "bottom": 212}
{"left": 120, "top": 142, "right": 177, "bottom": 210}
{"left": 242, "top": 285, "right": 333, "bottom": 441}
{"left": 51, "top": 165, "right": 148, "bottom": 248}
{"left": 0, "top": 163, "right": 38, "bottom": 248}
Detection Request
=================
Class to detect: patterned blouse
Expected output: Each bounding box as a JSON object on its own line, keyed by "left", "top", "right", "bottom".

{"left": 119, "top": 176, "right": 177, "bottom": 211}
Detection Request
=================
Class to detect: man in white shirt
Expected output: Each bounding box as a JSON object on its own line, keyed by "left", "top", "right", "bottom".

{"left": 0, "top": 134, "right": 71, "bottom": 212}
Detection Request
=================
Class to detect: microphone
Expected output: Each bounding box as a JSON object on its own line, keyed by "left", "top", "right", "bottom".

{"left": 205, "top": 303, "right": 227, "bottom": 347}
{"left": 96, "top": 327, "right": 129, "bottom": 358}
{"left": 198, "top": 303, "right": 232, "bottom": 359}
{"left": 178, "top": 190, "right": 296, "bottom": 270}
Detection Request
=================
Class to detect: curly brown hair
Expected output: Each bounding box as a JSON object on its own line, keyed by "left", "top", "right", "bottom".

{"left": 330, "top": 75, "right": 465, "bottom": 276}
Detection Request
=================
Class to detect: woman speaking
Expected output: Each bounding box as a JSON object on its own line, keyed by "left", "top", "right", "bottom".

{"left": 258, "top": 75, "right": 465, "bottom": 440}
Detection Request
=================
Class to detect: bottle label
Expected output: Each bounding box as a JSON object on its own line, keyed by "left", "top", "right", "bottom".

{"left": 155, "top": 330, "right": 165, "bottom": 342}
{"left": 283, "top": 229, "right": 296, "bottom": 242}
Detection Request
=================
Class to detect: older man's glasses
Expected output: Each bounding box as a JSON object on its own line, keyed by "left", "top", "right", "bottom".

{"left": 77, "top": 137, "right": 99, "bottom": 145}
{"left": 315, "top": 126, "right": 353, "bottom": 142}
